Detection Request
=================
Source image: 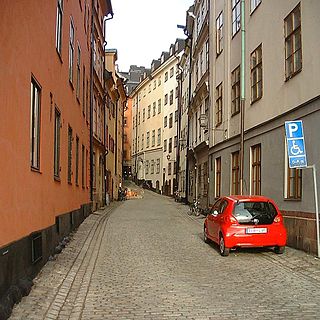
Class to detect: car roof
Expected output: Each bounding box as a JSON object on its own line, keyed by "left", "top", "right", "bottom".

{"left": 224, "top": 195, "right": 273, "bottom": 202}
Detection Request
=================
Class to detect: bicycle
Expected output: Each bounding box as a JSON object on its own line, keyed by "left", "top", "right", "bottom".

{"left": 188, "top": 199, "right": 201, "bottom": 216}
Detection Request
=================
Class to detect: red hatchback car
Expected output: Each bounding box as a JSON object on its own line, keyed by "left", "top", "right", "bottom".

{"left": 204, "top": 195, "right": 287, "bottom": 256}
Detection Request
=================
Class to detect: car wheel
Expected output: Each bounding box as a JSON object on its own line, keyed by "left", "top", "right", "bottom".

{"left": 204, "top": 226, "right": 210, "bottom": 243}
{"left": 274, "top": 246, "right": 285, "bottom": 254}
{"left": 219, "top": 234, "right": 230, "bottom": 257}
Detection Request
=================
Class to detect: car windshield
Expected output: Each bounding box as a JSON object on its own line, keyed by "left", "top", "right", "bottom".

{"left": 233, "top": 201, "right": 278, "bottom": 225}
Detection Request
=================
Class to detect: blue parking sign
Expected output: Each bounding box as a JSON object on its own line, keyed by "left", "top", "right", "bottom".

{"left": 285, "top": 121, "right": 307, "bottom": 168}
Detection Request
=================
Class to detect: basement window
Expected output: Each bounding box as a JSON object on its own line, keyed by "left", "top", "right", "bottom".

{"left": 31, "top": 233, "right": 43, "bottom": 264}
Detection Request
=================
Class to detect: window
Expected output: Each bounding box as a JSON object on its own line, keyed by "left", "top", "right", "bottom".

{"left": 158, "top": 99, "right": 161, "bottom": 113}
{"left": 169, "top": 113, "right": 173, "bottom": 128}
{"left": 175, "top": 86, "right": 179, "bottom": 98}
{"left": 174, "top": 136, "right": 177, "bottom": 148}
{"left": 156, "top": 159, "right": 160, "bottom": 173}
{"left": 82, "top": 66, "right": 86, "bottom": 113}
{"left": 75, "top": 136, "right": 79, "bottom": 185}
{"left": 138, "top": 112, "right": 140, "bottom": 124}
{"left": 251, "top": 144, "right": 261, "bottom": 195}
{"left": 151, "top": 160, "right": 155, "bottom": 174}
{"left": 175, "top": 110, "right": 178, "bottom": 122}
{"left": 231, "top": 65, "right": 240, "bottom": 115}
{"left": 153, "top": 80, "right": 156, "bottom": 90}
{"left": 143, "top": 109, "right": 145, "bottom": 122}
{"left": 251, "top": 0, "right": 261, "bottom": 12}
{"left": 142, "top": 134, "right": 144, "bottom": 149}
{"left": 152, "top": 130, "right": 155, "bottom": 147}
{"left": 164, "top": 116, "right": 168, "bottom": 127}
{"left": 153, "top": 102, "right": 156, "bottom": 116}
{"left": 55, "top": 0, "right": 63, "bottom": 55}
{"left": 146, "top": 132, "right": 150, "bottom": 148}
{"left": 251, "top": 45, "right": 263, "bottom": 103}
{"left": 92, "top": 151, "right": 96, "bottom": 188}
{"left": 76, "top": 44, "right": 81, "bottom": 99}
{"left": 69, "top": 18, "right": 75, "bottom": 83}
{"left": 170, "top": 90, "right": 173, "bottom": 105}
{"left": 68, "top": 126, "right": 73, "bottom": 183}
{"left": 158, "top": 77, "right": 161, "bottom": 86}
{"left": 165, "top": 72, "right": 168, "bottom": 82}
{"left": 148, "top": 105, "right": 151, "bottom": 118}
{"left": 232, "top": 0, "right": 241, "bottom": 36}
{"left": 170, "top": 67, "right": 174, "bottom": 78}
{"left": 231, "top": 151, "right": 240, "bottom": 194}
{"left": 215, "top": 157, "right": 221, "bottom": 198}
{"left": 30, "top": 78, "right": 41, "bottom": 170}
{"left": 31, "top": 233, "right": 42, "bottom": 263}
{"left": 168, "top": 163, "right": 172, "bottom": 175}
{"left": 215, "top": 83, "right": 223, "bottom": 126}
{"left": 285, "top": 3, "right": 302, "bottom": 79}
{"left": 169, "top": 138, "right": 172, "bottom": 153}
{"left": 82, "top": 145, "right": 85, "bottom": 187}
{"left": 54, "top": 108, "right": 61, "bottom": 178}
{"left": 164, "top": 139, "right": 167, "bottom": 152}
{"left": 145, "top": 160, "right": 149, "bottom": 174}
{"left": 157, "top": 128, "right": 161, "bottom": 146}
{"left": 164, "top": 94, "right": 168, "bottom": 105}
{"left": 148, "top": 84, "right": 151, "bottom": 93}
{"left": 286, "top": 167, "right": 302, "bottom": 199}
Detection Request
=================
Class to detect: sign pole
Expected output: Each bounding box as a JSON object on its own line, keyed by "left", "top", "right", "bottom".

{"left": 307, "top": 165, "right": 320, "bottom": 258}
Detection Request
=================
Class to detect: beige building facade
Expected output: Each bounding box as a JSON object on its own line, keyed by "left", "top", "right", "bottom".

{"left": 131, "top": 40, "right": 184, "bottom": 195}
{"left": 205, "top": 0, "right": 320, "bottom": 254}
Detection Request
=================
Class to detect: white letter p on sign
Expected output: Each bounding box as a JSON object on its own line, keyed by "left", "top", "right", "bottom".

{"left": 288, "top": 123, "right": 298, "bottom": 138}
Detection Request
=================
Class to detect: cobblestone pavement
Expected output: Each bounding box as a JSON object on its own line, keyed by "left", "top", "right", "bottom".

{"left": 10, "top": 187, "right": 320, "bottom": 320}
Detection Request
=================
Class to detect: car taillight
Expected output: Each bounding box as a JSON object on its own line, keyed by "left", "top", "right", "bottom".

{"left": 274, "top": 215, "right": 282, "bottom": 223}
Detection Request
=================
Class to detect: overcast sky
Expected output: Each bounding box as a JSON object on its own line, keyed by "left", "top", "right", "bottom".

{"left": 105, "top": 0, "right": 194, "bottom": 72}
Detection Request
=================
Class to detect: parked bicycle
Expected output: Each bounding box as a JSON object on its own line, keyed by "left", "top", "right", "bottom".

{"left": 188, "top": 199, "right": 201, "bottom": 216}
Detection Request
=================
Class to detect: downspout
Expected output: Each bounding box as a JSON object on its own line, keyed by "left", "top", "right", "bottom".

{"left": 176, "top": 61, "right": 183, "bottom": 196}
{"left": 103, "top": 6, "right": 114, "bottom": 204}
{"left": 89, "top": 3, "right": 94, "bottom": 202}
{"left": 239, "top": 0, "right": 246, "bottom": 195}
{"left": 186, "top": 36, "right": 193, "bottom": 204}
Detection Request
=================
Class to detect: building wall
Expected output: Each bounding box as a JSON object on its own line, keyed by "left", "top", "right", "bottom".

{"left": 206, "top": 0, "right": 320, "bottom": 254}
{"left": 0, "top": 0, "right": 91, "bottom": 249}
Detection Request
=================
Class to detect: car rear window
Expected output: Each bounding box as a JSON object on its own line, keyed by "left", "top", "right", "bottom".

{"left": 232, "top": 201, "right": 278, "bottom": 225}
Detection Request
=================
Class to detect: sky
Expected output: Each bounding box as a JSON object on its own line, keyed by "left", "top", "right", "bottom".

{"left": 106, "top": 0, "right": 194, "bottom": 72}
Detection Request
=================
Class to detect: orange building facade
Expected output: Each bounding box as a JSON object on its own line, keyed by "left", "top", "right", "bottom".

{"left": 0, "top": 0, "right": 113, "bottom": 312}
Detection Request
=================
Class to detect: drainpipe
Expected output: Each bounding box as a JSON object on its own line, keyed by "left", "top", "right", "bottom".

{"left": 186, "top": 36, "right": 193, "bottom": 204}
{"left": 239, "top": 0, "right": 246, "bottom": 195}
{"left": 89, "top": 3, "right": 95, "bottom": 202}
{"left": 176, "top": 62, "right": 183, "bottom": 196}
{"left": 103, "top": 6, "right": 114, "bottom": 205}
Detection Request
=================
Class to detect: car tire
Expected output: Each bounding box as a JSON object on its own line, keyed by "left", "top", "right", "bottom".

{"left": 204, "top": 226, "right": 210, "bottom": 244}
{"left": 219, "top": 234, "right": 230, "bottom": 257}
{"left": 274, "top": 246, "right": 285, "bottom": 254}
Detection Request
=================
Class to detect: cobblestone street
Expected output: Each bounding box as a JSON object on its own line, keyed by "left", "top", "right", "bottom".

{"left": 10, "top": 186, "right": 320, "bottom": 319}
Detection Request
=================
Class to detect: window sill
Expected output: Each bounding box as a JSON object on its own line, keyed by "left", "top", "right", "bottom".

{"left": 251, "top": 96, "right": 262, "bottom": 105}
{"left": 250, "top": 1, "right": 262, "bottom": 15}
{"left": 31, "top": 167, "right": 41, "bottom": 174}
{"left": 285, "top": 68, "right": 302, "bottom": 82}
{"left": 284, "top": 198, "right": 302, "bottom": 202}
{"left": 54, "top": 176, "right": 61, "bottom": 182}
{"left": 231, "top": 29, "right": 240, "bottom": 40}
{"left": 77, "top": 97, "right": 80, "bottom": 105}
{"left": 231, "top": 110, "right": 240, "bottom": 117}
{"left": 56, "top": 50, "right": 63, "bottom": 64}
{"left": 69, "top": 80, "right": 74, "bottom": 90}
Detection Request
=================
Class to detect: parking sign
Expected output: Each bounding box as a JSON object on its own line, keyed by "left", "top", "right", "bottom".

{"left": 284, "top": 120, "right": 307, "bottom": 168}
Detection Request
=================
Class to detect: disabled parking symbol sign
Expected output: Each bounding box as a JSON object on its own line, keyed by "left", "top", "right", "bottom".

{"left": 285, "top": 120, "right": 307, "bottom": 168}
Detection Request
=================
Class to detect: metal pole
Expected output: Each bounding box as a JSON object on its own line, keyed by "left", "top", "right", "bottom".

{"left": 307, "top": 164, "right": 320, "bottom": 258}
{"left": 239, "top": 0, "right": 246, "bottom": 195}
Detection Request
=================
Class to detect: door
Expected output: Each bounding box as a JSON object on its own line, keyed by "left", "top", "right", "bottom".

{"left": 207, "top": 199, "right": 222, "bottom": 242}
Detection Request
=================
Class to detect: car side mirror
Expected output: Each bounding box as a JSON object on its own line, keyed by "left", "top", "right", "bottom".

{"left": 211, "top": 210, "right": 219, "bottom": 216}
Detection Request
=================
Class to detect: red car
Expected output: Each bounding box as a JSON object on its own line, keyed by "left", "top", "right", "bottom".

{"left": 204, "top": 195, "right": 287, "bottom": 256}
